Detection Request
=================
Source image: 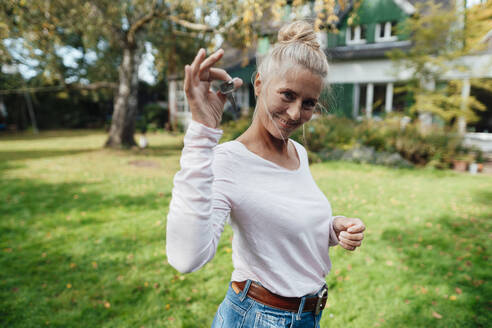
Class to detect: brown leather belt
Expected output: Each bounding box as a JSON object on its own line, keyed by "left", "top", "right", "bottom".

{"left": 232, "top": 281, "right": 328, "bottom": 314}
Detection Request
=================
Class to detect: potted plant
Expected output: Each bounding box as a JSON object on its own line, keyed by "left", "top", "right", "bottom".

{"left": 452, "top": 153, "right": 474, "bottom": 172}
{"left": 475, "top": 150, "right": 485, "bottom": 173}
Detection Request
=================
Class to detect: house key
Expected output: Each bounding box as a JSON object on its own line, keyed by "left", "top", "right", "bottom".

{"left": 219, "top": 80, "right": 238, "bottom": 114}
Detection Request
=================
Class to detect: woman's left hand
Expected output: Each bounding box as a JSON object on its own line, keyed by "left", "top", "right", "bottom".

{"left": 333, "top": 217, "right": 365, "bottom": 251}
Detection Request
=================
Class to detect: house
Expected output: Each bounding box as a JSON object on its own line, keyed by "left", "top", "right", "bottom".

{"left": 324, "top": 0, "right": 492, "bottom": 134}
{"left": 169, "top": 0, "right": 492, "bottom": 133}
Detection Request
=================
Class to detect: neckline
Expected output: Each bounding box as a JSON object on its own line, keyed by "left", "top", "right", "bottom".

{"left": 232, "top": 139, "right": 302, "bottom": 172}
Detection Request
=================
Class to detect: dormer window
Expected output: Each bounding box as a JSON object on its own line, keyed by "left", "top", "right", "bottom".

{"left": 346, "top": 25, "right": 367, "bottom": 45}
{"left": 375, "top": 21, "right": 398, "bottom": 42}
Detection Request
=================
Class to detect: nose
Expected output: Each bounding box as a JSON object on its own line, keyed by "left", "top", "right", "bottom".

{"left": 286, "top": 101, "right": 302, "bottom": 122}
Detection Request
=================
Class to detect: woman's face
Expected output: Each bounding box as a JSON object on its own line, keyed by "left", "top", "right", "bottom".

{"left": 254, "top": 66, "right": 322, "bottom": 140}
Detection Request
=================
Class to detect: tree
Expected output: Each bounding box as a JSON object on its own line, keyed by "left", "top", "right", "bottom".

{"left": 1, "top": 0, "right": 344, "bottom": 147}
{"left": 388, "top": 0, "right": 487, "bottom": 132}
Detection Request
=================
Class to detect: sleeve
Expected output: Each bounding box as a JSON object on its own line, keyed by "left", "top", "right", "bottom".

{"left": 166, "top": 120, "right": 235, "bottom": 273}
{"left": 329, "top": 215, "right": 345, "bottom": 247}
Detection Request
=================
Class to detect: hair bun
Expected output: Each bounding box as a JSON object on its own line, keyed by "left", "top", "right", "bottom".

{"left": 277, "top": 21, "right": 320, "bottom": 50}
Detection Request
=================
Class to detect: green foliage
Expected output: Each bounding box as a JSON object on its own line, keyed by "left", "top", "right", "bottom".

{"left": 220, "top": 113, "right": 253, "bottom": 142}
{"left": 387, "top": 0, "right": 488, "bottom": 126}
{"left": 221, "top": 115, "right": 467, "bottom": 168}
{"left": 295, "top": 116, "right": 465, "bottom": 168}
{"left": 141, "top": 103, "right": 168, "bottom": 131}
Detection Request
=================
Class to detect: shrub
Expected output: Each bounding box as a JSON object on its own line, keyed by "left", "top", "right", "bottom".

{"left": 143, "top": 103, "right": 168, "bottom": 130}
{"left": 220, "top": 113, "right": 465, "bottom": 168}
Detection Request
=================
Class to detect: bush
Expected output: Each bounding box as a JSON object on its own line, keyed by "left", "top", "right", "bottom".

{"left": 221, "top": 114, "right": 253, "bottom": 142}
{"left": 142, "top": 103, "right": 168, "bottom": 131}
{"left": 221, "top": 113, "right": 465, "bottom": 168}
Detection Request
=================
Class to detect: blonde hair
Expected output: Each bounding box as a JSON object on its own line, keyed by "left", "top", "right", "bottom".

{"left": 256, "top": 20, "right": 329, "bottom": 87}
{"left": 252, "top": 21, "right": 330, "bottom": 143}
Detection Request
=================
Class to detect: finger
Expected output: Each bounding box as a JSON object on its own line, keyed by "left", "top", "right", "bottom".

{"left": 208, "top": 67, "right": 232, "bottom": 82}
{"left": 199, "top": 49, "right": 224, "bottom": 77}
{"left": 191, "top": 48, "right": 206, "bottom": 77}
{"left": 340, "top": 231, "right": 364, "bottom": 241}
{"left": 184, "top": 64, "right": 192, "bottom": 96}
{"left": 339, "top": 237, "right": 361, "bottom": 247}
{"left": 339, "top": 240, "right": 356, "bottom": 251}
{"left": 347, "top": 223, "right": 365, "bottom": 233}
{"left": 232, "top": 77, "right": 243, "bottom": 89}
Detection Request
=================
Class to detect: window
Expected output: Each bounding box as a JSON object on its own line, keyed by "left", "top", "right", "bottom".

{"left": 375, "top": 21, "right": 398, "bottom": 42}
{"left": 346, "top": 25, "right": 367, "bottom": 45}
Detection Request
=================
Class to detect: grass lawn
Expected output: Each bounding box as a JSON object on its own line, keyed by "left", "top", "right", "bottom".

{"left": 0, "top": 130, "right": 490, "bottom": 327}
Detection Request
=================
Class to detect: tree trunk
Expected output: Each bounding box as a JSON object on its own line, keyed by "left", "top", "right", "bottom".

{"left": 167, "top": 27, "right": 178, "bottom": 131}
{"left": 105, "top": 44, "right": 141, "bottom": 148}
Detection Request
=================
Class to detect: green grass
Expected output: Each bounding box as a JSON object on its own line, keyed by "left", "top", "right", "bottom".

{"left": 0, "top": 130, "right": 490, "bottom": 327}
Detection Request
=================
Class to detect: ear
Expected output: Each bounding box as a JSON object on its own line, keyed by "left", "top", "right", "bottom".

{"left": 254, "top": 72, "right": 261, "bottom": 97}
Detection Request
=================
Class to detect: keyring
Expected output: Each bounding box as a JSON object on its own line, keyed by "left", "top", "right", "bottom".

{"left": 219, "top": 80, "right": 238, "bottom": 114}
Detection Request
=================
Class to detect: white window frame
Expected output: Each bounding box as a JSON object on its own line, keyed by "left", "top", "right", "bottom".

{"left": 375, "top": 22, "right": 398, "bottom": 42}
{"left": 346, "top": 25, "right": 366, "bottom": 45}
{"left": 176, "top": 80, "right": 190, "bottom": 113}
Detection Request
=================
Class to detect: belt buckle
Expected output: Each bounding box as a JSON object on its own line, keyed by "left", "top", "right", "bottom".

{"left": 315, "top": 286, "right": 328, "bottom": 315}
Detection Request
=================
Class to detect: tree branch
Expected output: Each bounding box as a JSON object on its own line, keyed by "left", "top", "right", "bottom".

{"left": 169, "top": 15, "right": 240, "bottom": 34}
{"left": 168, "top": 16, "right": 213, "bottom": 32}
{"left": 127, "top": 0, "right": 161, "bottom": 46}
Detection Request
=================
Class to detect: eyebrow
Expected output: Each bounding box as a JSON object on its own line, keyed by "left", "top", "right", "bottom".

{"left": 278, "top": 88, "right": 318, "bottom": 102}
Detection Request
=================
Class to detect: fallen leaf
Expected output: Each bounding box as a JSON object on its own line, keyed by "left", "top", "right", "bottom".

{"left": 92, "top": 262, "right": 98, "bottom": 269}
{"left": 165, "top": 304, "right": 171, "bottom": 310}
{"left": 449, "top": 295, "right": 457, "bottom": 301}
{"left": 455, "top": 287, "right": 462, "bottom": 294}
{"left": 432, "top": 311, "right": 442, "bottom": 319}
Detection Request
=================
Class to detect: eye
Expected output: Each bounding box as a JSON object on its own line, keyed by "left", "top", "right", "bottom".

{"left": 303, "top": 100, "right": 317, "bottom": 109}
{"left": 281, "top": 91, "right": 295, "bottom": 101}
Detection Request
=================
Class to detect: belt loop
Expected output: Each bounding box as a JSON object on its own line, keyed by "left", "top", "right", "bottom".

{"left": 296, "top": 296, "right": 307, "bottom": 320}
{"left": 239, "top": 280, "right": 252, "bottom": 302}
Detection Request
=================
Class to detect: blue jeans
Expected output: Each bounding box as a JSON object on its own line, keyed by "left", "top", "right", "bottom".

{"left": 211, "top": 280, "right": 324, "bottom": 328}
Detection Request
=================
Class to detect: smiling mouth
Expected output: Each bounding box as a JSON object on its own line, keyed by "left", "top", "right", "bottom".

{"left": 274, "top": 115, "right": 299, "bottom": 129}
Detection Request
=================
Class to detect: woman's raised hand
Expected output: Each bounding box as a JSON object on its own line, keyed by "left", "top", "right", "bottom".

{"left": 184, "top": 48, "right": 243, "bottom": 129}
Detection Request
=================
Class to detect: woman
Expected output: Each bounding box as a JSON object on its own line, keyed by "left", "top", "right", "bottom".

{"left": 166, "top": 21, "right": 365, "bottom": 328}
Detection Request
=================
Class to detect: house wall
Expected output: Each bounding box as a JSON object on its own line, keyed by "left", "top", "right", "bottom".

{"left": 327, "top": 0, "right": 410, "bottom": 48}
{"left": 330, "top": 83, "right": 354, "bottom": 118}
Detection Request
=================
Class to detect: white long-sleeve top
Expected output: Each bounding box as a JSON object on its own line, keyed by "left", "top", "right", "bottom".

{"left": 166, "top": 120, "right": 340, "bottom": 297}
